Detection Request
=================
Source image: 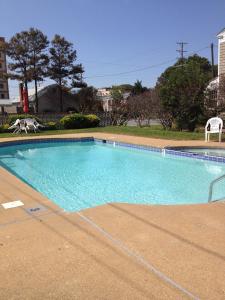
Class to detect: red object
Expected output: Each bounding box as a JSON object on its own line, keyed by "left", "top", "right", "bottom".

{"left": 23, "top": 88, "right": 29, "bottom": 113}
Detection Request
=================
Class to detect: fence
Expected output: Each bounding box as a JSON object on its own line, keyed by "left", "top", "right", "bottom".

{"left": 0, "top": 112, "right": 113, "bottom": 127}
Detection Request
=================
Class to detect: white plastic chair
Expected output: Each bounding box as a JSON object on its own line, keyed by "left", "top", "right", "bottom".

{"left": 8, "top": 118, "right": 44, "bottom": 134}
{"left": 205, "top": 117, "right": 223, "bottom": 142}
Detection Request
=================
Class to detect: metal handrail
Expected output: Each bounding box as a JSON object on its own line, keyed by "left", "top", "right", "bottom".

{"left": 208, "top": 173, "right": 225, "bottom": 202}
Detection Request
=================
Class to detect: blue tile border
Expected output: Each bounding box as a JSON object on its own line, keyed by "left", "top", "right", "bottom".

{"left": 94, "top": 138, "right": 161, "bottom": 153}
{"left": 165, "top": 148, "right": 225, "bottom": 164}
{"left": 0, "top": 136, "right": 225, "bottom": 164}
{"left": 0, "top": 137, "right": 94, "bottom": 148}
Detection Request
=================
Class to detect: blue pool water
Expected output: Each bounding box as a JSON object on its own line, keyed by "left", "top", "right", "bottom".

{"left": 0, "top": 140, "right": 225, "bottom": 211}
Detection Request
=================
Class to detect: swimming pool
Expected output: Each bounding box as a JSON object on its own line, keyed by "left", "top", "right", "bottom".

{"left": 0, "top": 139, "right": 225, "bottom": 211}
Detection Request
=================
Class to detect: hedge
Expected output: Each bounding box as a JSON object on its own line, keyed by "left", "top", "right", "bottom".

{"left": 59, "top": 113, "right": 100, "bottom": 129}
{"left": 0, "top": 124, "right": 9, "bottom": 133}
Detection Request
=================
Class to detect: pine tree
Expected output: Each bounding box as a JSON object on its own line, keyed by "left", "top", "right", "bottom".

{"left": 28, "top": 28, "right": 49, "bottom": 113}
{"left": 48, "top": 35, "right": 85, "bottom": 112}
{"left": 7, "top": 31, "right": 32, "bottom": 90}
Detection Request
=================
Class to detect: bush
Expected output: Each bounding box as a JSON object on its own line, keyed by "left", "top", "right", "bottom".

{"left": 43, "top": 121, "right": 58, "bottom": 130}
{"left": 60, "top": 114, "right": 86, "bottom": 129}
{"left": 8, "top": 114, "right": 41, "bottom": 124}
{"left": 0, "top": 124, "right": 9, "bottom": 133}
{"left": 85, "top": 114, "right": 100, "bottom": 127}
{"left": 59, "top": 113, "right": 100, "bottom": 129}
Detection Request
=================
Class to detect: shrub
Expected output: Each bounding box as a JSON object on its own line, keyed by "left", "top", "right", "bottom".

{"left": 0, "top": 124, "right": 10, "bottom": 133}
{"left": 59, "top": 113, "right": 100, "bottom": 129}
{"left": 60, "top": 114, "right": 85, "bottom": 129}
{"left": 44, "top": 121, "right": 58, "bottom": 130}
{"left": 85, "top": 114, "right": 100, "bottom": 127}
{"left": 8, "top": 114, "right": 41, "bottom": 124}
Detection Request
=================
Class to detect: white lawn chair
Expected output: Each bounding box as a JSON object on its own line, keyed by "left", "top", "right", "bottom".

{"left": 8, "top": 119, "right": 24, "bottom": 133}
{"left": 24, "top": 118, "right": 44, "bottom": 133}
{"left": 8, "top": 118, "right": 44, "bottom": 134}
{"left": 205, "top": 117, "right": 223, "bottom": 142}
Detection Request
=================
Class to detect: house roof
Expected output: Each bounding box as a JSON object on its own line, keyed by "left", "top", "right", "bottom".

{"left": 217, "top": 27, "right": 225, "bottom": 36}
{"left": 29, "top": 84, "right": 58, "bottom": 102}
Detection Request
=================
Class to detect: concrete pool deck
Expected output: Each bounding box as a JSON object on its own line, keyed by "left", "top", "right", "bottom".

{"left": 0, "top": 133, "right": 225, "bottom": 299}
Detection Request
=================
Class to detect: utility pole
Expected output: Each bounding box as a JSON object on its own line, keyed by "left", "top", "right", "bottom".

{"left": 210, "top": 43, "right": 216, "bottom": 78}
{"left": 176, "top": 42, "right": 188, "bottom": 61}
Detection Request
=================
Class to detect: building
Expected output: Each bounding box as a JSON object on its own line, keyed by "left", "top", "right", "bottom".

{"left": 9, "top": 84, "right": 79, "bottom": 113}
{"left": 29, "top": 84, "right": 79, "bottom": 113}
{"left": 0, "top": 37, "right": 10, "bottom": 113}
{"left": 206, "top": 28, "right": 225, "bottom": 103}
{"left": 97, "top": 87, "right": 131, "bottom": 112}
{"left": 217, "top": 28, "right": 225, "bottom": 77}
{"left": 97, "top": 88, "right": 113, "bottom": 111}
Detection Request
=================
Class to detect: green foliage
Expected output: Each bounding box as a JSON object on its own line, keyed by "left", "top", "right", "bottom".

{"left": 8, "top": 114, "right": 41, "bottom": 124}
{"left": 27, "top": 28, "right": 49, "bottom": 112}
{"left": 76, "top": 86, "right": 103, "bottom": 113}
{"left": 85, "top": 114, "right": 100, "bottom": 127}
{"left": 43, "top": 121, "right": 58, "bottom": 130}
{"left": 59, "top": 113, "right": 100, "bottom": 129}
{"left": 47, "top": 35, "right": 85, "bottom": 112}
{"left": 132, "top": 80, "right": 148, "bottom": 95}
{"left": 7, "top": 31, "right": 32, "bottom": 86}
{"left": 156, "top": 55, "right": 213, "bottom": 131}
{"left": 113, "top": 84, "right": 133, "bottom": 92}
{"left": 0, "top": 124, "right": 9, "bottom": 133}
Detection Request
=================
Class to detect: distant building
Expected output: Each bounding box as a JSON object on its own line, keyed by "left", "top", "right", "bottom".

{"left": 97, "top": 88, "right": 113, "bottom": 111}
{"left": 97, "top": 87, "right": 131, "bottom": 112}
{"left": 29, "top": 84, "right": 78, "bottom": 113}
{"left": 0, "top": 37, "right": 10, "bottom": 113}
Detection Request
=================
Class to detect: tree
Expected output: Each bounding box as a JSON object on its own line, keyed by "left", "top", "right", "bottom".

{"left": 110, "top": 86, "right": 128, "bottom": 125}
{"left": 127, "top": 89, "right": 159, "bottom": 127}
{"left": 6, "top": 31, "right": 32, "bottom": 90}
{"left": 132, "top": 80, "right": 147, "bottom": 95}
{"left": 156, "top": 55, "right": 213, "bottom": 131}
{"left": 76, "top": 86, "right": 103, "bottom": 113}
{"left": 27, "top": 28, "right": 49, "bottom": 113}
{"left": 48, "top": 35, "right": 85, "bottom": 112}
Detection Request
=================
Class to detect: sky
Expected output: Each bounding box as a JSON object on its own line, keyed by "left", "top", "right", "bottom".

{"left": 0, "top": 0, "right": 225, "bottom": 98}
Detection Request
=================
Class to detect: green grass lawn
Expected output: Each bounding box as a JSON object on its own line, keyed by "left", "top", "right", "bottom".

{"left": 0, "top": 125, "right": 214, "bottom": 141}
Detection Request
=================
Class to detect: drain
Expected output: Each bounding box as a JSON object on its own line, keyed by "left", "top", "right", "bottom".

{"left": 25, "top": 205, "right": 47, "bottom": 214}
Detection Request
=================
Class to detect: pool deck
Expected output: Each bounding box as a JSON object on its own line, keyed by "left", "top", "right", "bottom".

{"left": 0, "top": 133, "right": 225, "bottom": 299}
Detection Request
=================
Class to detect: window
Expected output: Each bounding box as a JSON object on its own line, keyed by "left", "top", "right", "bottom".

{"left": 0, "top": 93, "right": 5, "bottom": 99}
{"left": 0, "top": 83, "right": 4, "bottom": 89}
{"left": 0, "top": 63, "right": 2, "bottom": 69}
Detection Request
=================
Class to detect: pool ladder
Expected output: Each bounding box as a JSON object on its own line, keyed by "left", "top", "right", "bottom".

{"left": 208, "top": 173, "right": 225, "bottom": 202}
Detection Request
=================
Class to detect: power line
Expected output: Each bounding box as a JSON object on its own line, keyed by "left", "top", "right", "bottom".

{"left": 84, "top": 58, "right": 177, "bottom": 79}
{"left": 83, "top": 44, "right": 211, "bottom": 80}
